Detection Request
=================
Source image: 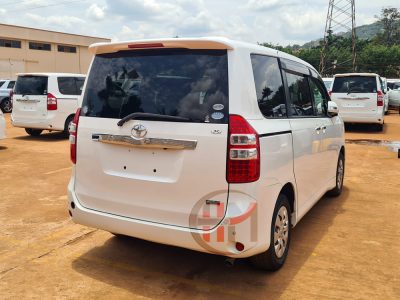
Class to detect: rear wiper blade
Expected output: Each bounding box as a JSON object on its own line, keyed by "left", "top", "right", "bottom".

{"left": 117, "top": 112, "right": 191, "bottom": 127}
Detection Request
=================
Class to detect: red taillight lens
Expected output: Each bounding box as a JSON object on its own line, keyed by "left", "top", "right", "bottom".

{"left": 47, "top": 93, "right": 57, "bottom": 110}
{"left": 377, "top": 90, "right": 384, "bottom": 107}
{"left": 227, "top": 115, "right": 260, "bottom": 183}
{"left": 70, "top": 108, "right": 81, "bottom": 164}
{"left": 328, "top": 90, "right": 332, "bottom": 97}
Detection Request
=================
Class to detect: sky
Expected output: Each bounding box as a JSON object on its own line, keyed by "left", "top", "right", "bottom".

{"left": 0, "top": 0, "right": 399, "bottom": 45}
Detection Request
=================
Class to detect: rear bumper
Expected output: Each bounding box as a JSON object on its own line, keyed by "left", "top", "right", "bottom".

{"left": 11, "top": 114, "right": 64, "bottom": 131}
{"left": 340, "top": 112, "right": 384, "bottom": 124}
{"left": 67, "top": 174, "right": 278, "bottom": 259}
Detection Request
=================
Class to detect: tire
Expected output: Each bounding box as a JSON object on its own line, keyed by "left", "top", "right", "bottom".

{"left": 64, "top": 115, "right": 74, "bottom": 136}
{"left": 0, "top": 98, "right": 12, "bottom": 113}
{"left": 327, "top": 152, "right": 345, "bottom": 197}
{"left": 25, "top": 128, "right": 43, "bottom": 136}
{"left": 376, "top": 123, "right": 383, "bottom": 132}
{"left": 250, "top": 194, "right": 291, "bottom": 271}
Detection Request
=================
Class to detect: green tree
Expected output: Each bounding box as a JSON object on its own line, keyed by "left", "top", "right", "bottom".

{"left": 375, "top": 7, "right": 400, "bottom": 46}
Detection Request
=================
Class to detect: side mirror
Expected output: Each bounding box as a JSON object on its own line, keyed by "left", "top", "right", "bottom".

{"left": 328, "top": 101, "right": 339, "bottom": 117}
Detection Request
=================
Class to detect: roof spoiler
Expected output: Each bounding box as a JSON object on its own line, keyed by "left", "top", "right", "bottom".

{"left": 89, "top": 38, "right": 234, "bottom": 55}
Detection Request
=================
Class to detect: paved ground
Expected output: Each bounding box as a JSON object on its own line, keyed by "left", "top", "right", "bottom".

{"left": 1, "top": 112, "right": 400, "bottom": 299}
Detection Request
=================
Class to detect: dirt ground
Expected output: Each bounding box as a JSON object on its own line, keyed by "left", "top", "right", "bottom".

{"left": 1, "top": 112, "right": 399, "bottom": 299}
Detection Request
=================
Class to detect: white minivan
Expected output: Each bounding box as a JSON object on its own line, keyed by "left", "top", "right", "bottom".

{"left": 330, "top": 73, "right": 385, "bottom": 131}
{"left": 68, "top": 38, "right": 345, "bottom": 271}
{"left": 11, "top": 73, "right": 85, "bottom": 136}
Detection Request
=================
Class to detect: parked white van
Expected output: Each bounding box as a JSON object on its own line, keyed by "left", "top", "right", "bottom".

{"left": 11, "top": 73, "right": 85, "bottom": 136}
{"left": 68, "top": 38, "right": 345, "bottom": 271}
{"left": 330, "top": 73, "right": 385, "bottom": 131}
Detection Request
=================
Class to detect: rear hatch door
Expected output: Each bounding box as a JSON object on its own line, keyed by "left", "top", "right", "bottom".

{"left": 331, "top": 75, "right": 378, "bottom": 115}
{"left": 75, "top": 48, "right": 230, "bottom": 229}
{"left": 13, "top": 75, "right": 48, "bottom": 121}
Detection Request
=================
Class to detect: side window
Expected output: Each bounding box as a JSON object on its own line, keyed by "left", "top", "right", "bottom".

{"left": 75, "top": 78, "right": 85, "bottom": 95}
{"left": 58, "top": 77, "right": 77, "bottom": 95}
{"left": 285, "top": 72, "right": 314, "bottom": 117}
{"left": 250, "top": 54, "right": 286, "bottom": 118}
{"left": 7, "top": 81, "right": 15, "bottom": 89}
{"left": 309, "top": 78, "right": 328, "bottom": 116}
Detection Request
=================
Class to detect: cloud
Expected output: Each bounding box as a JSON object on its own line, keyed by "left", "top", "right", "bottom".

{"left": 25, "top": 13, "right": 85, "bottom": 29}
{"left": 86, "top": 3, "right": 106, "bottom": 21}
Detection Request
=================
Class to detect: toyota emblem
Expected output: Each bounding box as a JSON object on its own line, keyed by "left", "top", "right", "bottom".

{"left": 131, "top": 124, "right": 147, "bottom": 140}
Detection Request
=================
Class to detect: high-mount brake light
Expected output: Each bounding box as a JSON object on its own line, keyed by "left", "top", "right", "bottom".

{"left": 227, "top": 115, "right": 260, "bottom": 183}
{"left": 128, "top": 43, "right": 164, "bottom": 49}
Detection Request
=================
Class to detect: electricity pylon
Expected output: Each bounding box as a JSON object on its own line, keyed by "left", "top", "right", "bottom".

{"left": 319, "top": 0, "right": 357, "bottom": 75}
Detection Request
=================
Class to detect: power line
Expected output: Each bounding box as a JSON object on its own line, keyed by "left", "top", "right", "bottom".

{"left": 4, "top": 0, "right": 89, "bottom": 13}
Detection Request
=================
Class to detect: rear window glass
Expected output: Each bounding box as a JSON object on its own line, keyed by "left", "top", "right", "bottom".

{"left": 81, "top": 49, "right": 229, "bottom": 123}
{"left": 0, "top": 81, "right": 5, "bottom": 88}
{"left": 58, "top": 77, "right": 85, "bottom": 95}
{"left": 250, "top": 54, "right": 286, "bottom": 118}
{"left": 388, "top": 82, "right": 400, "bottom": 90}
{"left": 14, "top": 76, "right": 48, "bottom": 95}
{"left": 332, "top": 76, "right": 377, "bottom": 93}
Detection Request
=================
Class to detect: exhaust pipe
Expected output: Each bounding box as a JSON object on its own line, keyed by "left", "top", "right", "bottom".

{"left": 224, "top": 258, "right": 235, "bottom": 267}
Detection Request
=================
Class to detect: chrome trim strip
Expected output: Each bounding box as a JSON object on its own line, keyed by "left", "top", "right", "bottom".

{"left": 92, "top": 134, "right": 197, "bottom": 150}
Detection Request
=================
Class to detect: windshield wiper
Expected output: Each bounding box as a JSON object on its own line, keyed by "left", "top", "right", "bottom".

{"left": 117, "top": 112, "right": 191, "bottom": 127}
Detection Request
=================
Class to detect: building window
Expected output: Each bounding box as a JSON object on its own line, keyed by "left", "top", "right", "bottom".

{"left": 57, "top": 45, "right": 77, "bottom": 53}
{"left": 0, "top": 39, "right": 21, "bottom": 48}
{"left": 29, "top": 42, "right": 51, "bottom": 51}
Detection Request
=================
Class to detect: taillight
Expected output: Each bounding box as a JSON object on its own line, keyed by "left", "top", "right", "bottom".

{"left": 227, "top": 115, "right": 260, "bottom": 183}
{"left": 47, "top": 93, "right": 57, "bottom": 110}
{"left": 70, "top": 108, "right": 81, "bottom": 164}
{"left": 328, "top": 90, "right": 332, "bottom": 97}
{"left": 377, "top": 90, "right": 384, "bottom": 107}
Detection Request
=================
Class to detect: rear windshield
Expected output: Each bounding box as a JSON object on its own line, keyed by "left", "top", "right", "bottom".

{"left": 388, "top": 82, "right": 400, "bottom": 90}
{"left": 332, "top": 76, "right": 377, "bottom": 93}
{"left": 81, "top": 49, "right": 229, "bottom": 123}
{"left": 14, "top": 76, "right": 48, "bottom": 95}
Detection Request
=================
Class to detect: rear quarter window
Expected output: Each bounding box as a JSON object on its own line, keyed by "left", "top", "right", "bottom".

{"left": 250, "top": 54, "right": 286, "bottom": 118}
{"left": 81, "top": 49, "right": 229, "bottom": 124}
{"left": 332, "top": 76, "right": 377, "bottom": 93}
{"left": 58, "top": 77, "right": 84, "bottom": 95}
{"left": 14, "top": 76, "right": 48, "bottom": 95}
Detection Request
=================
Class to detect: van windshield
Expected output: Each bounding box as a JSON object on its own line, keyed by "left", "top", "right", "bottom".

{"left": 332, "top": 76, "right": 377, "bottom": 93}
{"left": 14, "top": 76, "right": 48, "bottom": 95}
{"left": 81, "top": 49, "right": 229, "bottom": 124}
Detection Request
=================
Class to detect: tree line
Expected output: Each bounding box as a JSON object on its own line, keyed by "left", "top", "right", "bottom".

{"left": 260, "top": 7, "right": 400, "bottom": 78}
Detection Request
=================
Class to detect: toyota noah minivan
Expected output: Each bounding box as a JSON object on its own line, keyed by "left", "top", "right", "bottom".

{"left": 68, "top": 38, "right": 345, "bottom": 271}
{"left": 11, "top": 73, "right": 85, "bottom": 136}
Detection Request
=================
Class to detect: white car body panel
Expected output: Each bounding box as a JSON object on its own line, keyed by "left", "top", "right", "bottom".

{"left": 68, "top": 37, "right": 345, "bottom": 258}
{"left": 387, "top": 79, "right": 400, "bottom": 107}
{"left": 11, "top": 73, "right": 85, "bottom": 131}
{"left": 0, "top": 110, "right": 5, "bottom": 139}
